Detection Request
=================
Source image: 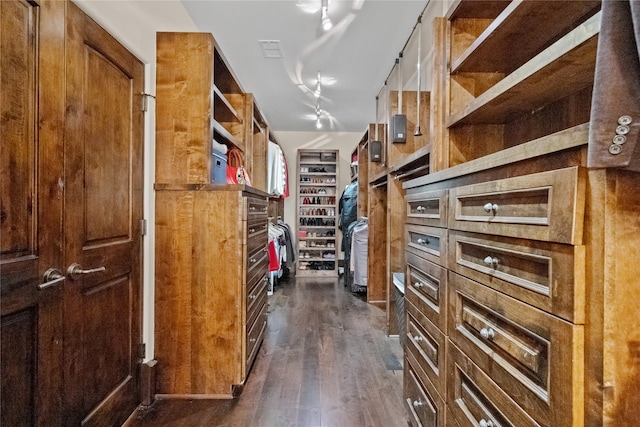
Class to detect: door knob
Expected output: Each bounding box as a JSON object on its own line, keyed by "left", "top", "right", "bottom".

{"left": 67, "top": 263, "right": 106, "bottom": 281}
{"left": 39, "top": 268, "right": 65, "bottom": 290}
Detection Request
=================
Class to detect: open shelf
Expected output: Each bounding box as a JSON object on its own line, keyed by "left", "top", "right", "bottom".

{"left": 448, "top": 12, "right": 600, "bottom": 127}
{"left": 213, "top": 86, "right": 243, "bottom": 123}
{"left": 451, "top": 0, "right": 600, "bottom": 74}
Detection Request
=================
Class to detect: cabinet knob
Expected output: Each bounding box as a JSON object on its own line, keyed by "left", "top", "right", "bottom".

{"left": 412, "top": 399, "right": 424, "bottom": 408}
{"left": 250, "top": 258, "right": 257, "bottom": 264}
{"left": 416, "top": 206, "right": 425, "bottom": 212}
{"left": 479, "top": 420, "right": 494, "bottom": 427}
{"left": 249, "top": 338, "right": 256, "bottom": 343}
{"left": 480, "top": 327, "right": 495, "bottom": 340}
{"left": 412, "top": 335, "right": 424, "bottom": 342}
{"left": 483, "top": 203, "right": 499, "bottom": 215}
{"left": 416, "top": 238, "right": 429, "bottom": 245}
{"left": 483, "top": 256, "right": 499, "bottom": 269}
{"left": 414, "top": 282, "right": 424, "bottom": 288}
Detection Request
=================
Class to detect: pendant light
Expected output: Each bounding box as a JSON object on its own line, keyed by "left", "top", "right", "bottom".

{"left": 414, "top": 15, "right": 423, "bottom": 137}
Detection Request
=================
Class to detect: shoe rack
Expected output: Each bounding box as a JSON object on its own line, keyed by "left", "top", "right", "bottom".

{"left": 296, "top": 149, "right": 339, "bottom": 277}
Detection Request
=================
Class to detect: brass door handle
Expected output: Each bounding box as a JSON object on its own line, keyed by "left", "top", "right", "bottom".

{"left": 67, "top": 263, "right": 106, "bottom": 281}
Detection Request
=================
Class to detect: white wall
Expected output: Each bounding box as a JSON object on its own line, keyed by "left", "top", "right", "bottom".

{"left": 275, "top": 131, "right": 361, "bottom": 260}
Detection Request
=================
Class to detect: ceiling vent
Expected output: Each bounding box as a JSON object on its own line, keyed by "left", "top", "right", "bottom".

{"left": 259, "top": 40, "right": 283, "bottom": 59}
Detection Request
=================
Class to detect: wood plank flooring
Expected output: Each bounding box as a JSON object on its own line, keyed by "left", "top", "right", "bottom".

{"left": 124, "top": 276, "right": 407, "bottom": 427}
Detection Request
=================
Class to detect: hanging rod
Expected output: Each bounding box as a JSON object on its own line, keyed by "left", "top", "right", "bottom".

{"left": 375, "top": 0, "right": 432, "bottom": 99}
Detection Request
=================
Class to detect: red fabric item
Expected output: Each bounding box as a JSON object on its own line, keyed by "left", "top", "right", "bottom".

{"left": 268, "top": 240, "right": 280, "bottom": 272}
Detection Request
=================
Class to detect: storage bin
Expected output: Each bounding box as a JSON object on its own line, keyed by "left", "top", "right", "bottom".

{"left": 211, "top": 149, "right": 227, "bottom": 183}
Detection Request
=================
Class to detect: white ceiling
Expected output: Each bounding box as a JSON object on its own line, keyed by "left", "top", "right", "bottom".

{"left": 181, "top": 0, "right": 428, "bottom": 133}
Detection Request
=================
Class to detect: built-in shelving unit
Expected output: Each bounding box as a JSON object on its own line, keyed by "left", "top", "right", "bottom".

{"left": 296, "top": 149, "right": 339, "bottom": 277}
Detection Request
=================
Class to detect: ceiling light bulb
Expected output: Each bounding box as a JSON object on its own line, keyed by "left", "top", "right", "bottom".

{"left": 321, "top": 7, "right": 332, "bottom": 31}
{"left": 316, "top": 118, "right": 322, "bottom": 129}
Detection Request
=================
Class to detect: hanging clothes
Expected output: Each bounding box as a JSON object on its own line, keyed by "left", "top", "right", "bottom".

{"left": 351, "top": 218, "right": 368, "bottom": 289}
{"left": 338, "top": 181, "right": 358, "bottom": 252}
{"left": 267, "top": 141, "right": 289, "bottom": 197}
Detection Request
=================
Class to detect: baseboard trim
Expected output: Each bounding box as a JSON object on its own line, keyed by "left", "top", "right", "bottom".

{"left": 140, "top": 359, "right": 157, "bottom": 407}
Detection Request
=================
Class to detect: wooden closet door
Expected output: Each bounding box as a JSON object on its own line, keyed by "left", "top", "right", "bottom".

{"left": 1, "top": 1, "right": 65, "bottom": 425}
{"left": 63, "top": 3, "right": 144, "bottom": 425}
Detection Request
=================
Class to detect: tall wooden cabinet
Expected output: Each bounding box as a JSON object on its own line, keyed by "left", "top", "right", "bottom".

{"left": 401, "top": 1, "right": 640, "bottom": 426}
{"left": 154, "top": 32, "right": 269, "bottom": 397}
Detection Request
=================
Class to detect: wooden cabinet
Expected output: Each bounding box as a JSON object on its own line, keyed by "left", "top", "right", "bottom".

{"left": 296, "top": 149, "right": 339, "bottom": 276}
{"left": 155, "top": 187, "right": 268, "bottom": 397}
{"left": 154, "top": 32, "right": 269, "bottom": 398}
{"left": 401, "top": 1, "right": 640, "bottom": 424}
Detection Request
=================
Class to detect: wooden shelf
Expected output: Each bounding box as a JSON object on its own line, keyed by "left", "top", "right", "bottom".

{"left": 447, "top": 0, "right": 509, "bottom": 19}
{"left": 404, "top": 123, "right": 589, "bottom": 189}
{"left": 447, "top": 12, "right": 600, "bottom": 127}
{"left": 213, "top": 120, "right": 243, "bottom": 149}
{"left": 451, "top": 0, "right": 600, "bottom": 73}
{"left": 213, "top": 86, "right": 243, "bottom": 123}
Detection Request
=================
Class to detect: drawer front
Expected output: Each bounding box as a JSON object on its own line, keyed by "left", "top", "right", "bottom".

{"left": 405, "top": 352, "right": 446, "bottom": 427}
{"left": 406, "top": 224, "right": 448, "bottom": 268}
{"left": 406, "top": 252, "right": 448, "bottom": 331}
{"left": 246, "top": 303, "right": 267, "bottom": 367}
{"left": 406, "top": 301, "right": 446, "bottom": 396}
{"left": 247, "top": 217, "right": 268, "bottom": 242}
{"left": 247, "top": 276, "right": 268, "bottom": 329}
{"left": 448, "top": 273, "right": 583, "bottom": 427}
{"left": 246, "top": 245, "right": 268, "bottom": 284}
{"left": 245, "top": 196, "right": 268, "bottom": 221}
{"left": 448, "top": 230, "right": 584, "bottom": 323}
{"left": 448, "top": 167, "right": 584, "bottom": 245}
{"left": 447, "top": 343, "right": 540, "bottom": 427}
{"left": 406, "top": 188, "right": 448, "bottom": 227}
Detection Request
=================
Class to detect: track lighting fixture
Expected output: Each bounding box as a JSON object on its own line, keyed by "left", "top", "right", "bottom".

{"left": 314, "top": 71, "right": 322, "bottom": 98}
{"left": 321, "top": 0, "right": 332, "bottom": 31}
{"left": 315, "top": 97, "right": 322, "bottom": 129}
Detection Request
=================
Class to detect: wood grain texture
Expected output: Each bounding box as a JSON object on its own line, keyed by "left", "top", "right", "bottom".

{"left": 126, "top": 277, "right": 407, "bottom": 427}
{"left": 387, "top": 91, "right": 431, "bottom": 168}
{"left": 156, "top": 32, "right": 213, "bottom": 184}
{"left": 367, "top": 185, "right": 388, "bottom": 305}
{"left": 387, "top": 178, "right": 406, "bottom": 335}
{"left": 448, "top": 272, "right": 584, "bottom": 427}
{"left": 155, "top": 189, "right": 268, "bottom": 397}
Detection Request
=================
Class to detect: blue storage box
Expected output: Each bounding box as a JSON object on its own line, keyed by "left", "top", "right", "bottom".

{"left": 211, "top": 149, "right": 227, "bottom": 183}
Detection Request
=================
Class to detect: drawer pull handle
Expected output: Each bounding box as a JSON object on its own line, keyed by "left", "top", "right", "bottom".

{"left": 412, "top": 399, "right": 424, "bottom": 408}
{"left": 412, "top": 335, "right": 424, "bottom": 342}
{"left": 250, "top": 258, "right": 257, "bottom": 264}
{"left": 249, "top": 228, "right": 255, "bottom": 233}
{"left": 479, "top": 420, "right": 494, "bottom": 427}
{"left": 483, "top": 203, "right": 499, "bottom": 214}
{"left": 480, "top": 327, "right": 495, "bottom": 340}
{"left": 483, "top": 256, "right": 499, "bottom": 269}
{"left": 414, "top": 282, "right": 424, "bottom": 288}
{"left": 416, "top": 206, "right": 425, "bottom": 212}
{"left": 250, "top": 206, "right": 256, "bottom": 211}
{"left": 250, "top": 338, "right": 257, "bottom": 343}
{"left": 249, "top": 294, "right": 257, "bottom": 300}
{"left": 416, "top": 238, "right": 430, "bottom": 245}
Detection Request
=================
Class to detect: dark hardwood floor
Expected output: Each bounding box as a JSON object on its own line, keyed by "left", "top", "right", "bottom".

{"left": 124, "top": 275, "right": 407, "bottom": 427}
